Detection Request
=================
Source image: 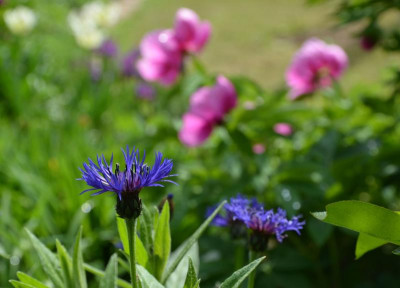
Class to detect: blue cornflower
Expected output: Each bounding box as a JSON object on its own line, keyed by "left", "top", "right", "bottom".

{"left": 241, "top": 207, "right": 305, "bottom": 251}
{"left": 79, "top": 146, "right": 176, "bottom": 219}
{"left": 208, "top": 194, "right": 263, "bottom": 239}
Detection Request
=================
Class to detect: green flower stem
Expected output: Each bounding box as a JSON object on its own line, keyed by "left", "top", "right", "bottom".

{"left": 83, "top": 263, "right": 131, "bottom": 288}
{"left": 126, "top": 218, "right": 139, "bottom": 288}
{"left": 247, "top": 250, "right": 258, "bottom": 288}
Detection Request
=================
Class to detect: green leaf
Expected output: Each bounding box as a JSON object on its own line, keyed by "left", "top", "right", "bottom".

{"left": 25, "top": 229, "right": 64, "bottom": 288}
{"left": 165, "top": 242, "right": 199, "bottom": 288}
{"left": 311, "top": 201, "right": 400, "bottom": 244}
{"left": 355, "top": 233, "right": 388, "bottom": 259}
{"left": 137, "top": 265, "right": 165, "bottom": 288}
{"left": 117, "top": 216, "right": 129, "bottom": 254}
{"left": 100, "top": 254, "right": 118, "bottom": 288}
{"left": 162, "top": 200, "right": 227, "bottom": 284}
{"left": 16, "top": 272, "right": 50, "bottom": 288}
{"left": 73, "top": 226, "right": 87, "bottom": 288}
{"left": 56, "top": 239, "right": 73, "bottom": 287}
{"left": 183, "top": 258, "right": 199, "bottom": 288}
{"left": 154, "top": 201, "right": 171, "bottom": 280}
{"left": 9, "top": 281, "right": 35, "bottom": 288}
{"left": 220, "top": 256, "right": 266, "bottom": 288}
{"left": 139, "top": 204, "right": 154, "bottom": 252}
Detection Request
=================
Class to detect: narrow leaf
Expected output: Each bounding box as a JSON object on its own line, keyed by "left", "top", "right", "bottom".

{"left": 355, "top": 233, "right": 388, "bottom": 259}
{"left": 137, "top": 265, "right": 165, "bottom": 288}
{"left": 117, "top": 217, "right": 129, "bottom": 253}
{"left": 16, "top": 272, "right": 49, "bottom": 288}
{"left": 56, "top": 240, "right": 73, "bottom": 287}
{"left": 165, "top": 242, "right": 199, "bottom": 288}
{"left": 183, "top": 258, "right": 198, "bottom": 288}
{"left": 100, "top": 254, "right": 118, "bottom": 288}
{"left": 139, "top": 204, "right": 154, "bottom": 252}
{"left": 311, "top": 201, "right": 400, "bottom": 244}
{"left": 162, "top": 200, "right": 227, "bottom": 284}
{"left": 25, "top": 229, "right": 64, "bottom": 288}
{"left": 73, "top": 226, "right": 87, "bottom": 288}
{"left": 154, "top": 201, "right": 171, "bottom": 280}
{"left": 220, "top": 256, "right": 266, "bottom": 288}
{"left": 9, "top": 281, "right": 35, "bottom": 288}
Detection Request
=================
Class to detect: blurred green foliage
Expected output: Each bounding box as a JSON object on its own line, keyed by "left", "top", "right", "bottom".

{"left": 1, "top": 0, "right": 400, "bottom": 288}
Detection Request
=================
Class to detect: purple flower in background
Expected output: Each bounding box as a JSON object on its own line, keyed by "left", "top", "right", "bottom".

{"left": 137, "top": 30, "right": 183, "bottom": 85}
{"left": 96, "top": 39, "right": 118, "bottom": 57}
{"left": 286, "top": 38, "right": 348, "bottom": 100}
{"left": 243, "top": 208, "right": 305, "bottom": 246}
{"left": 122, "top": 49, "right": 140, "bottom": 77}
{"left": 174, "top": 8, "right": 211, "bottom": 53}
{"left": 208, "top": 194, "right": 263, "bottom": 239}
{"left": 273, "top": 123, "right": 293, "bottom": 136}
{"left": 135, "top": 82, "right": 156, "bottom": 100}
{"left": 79, "top": 146, "right": 176, "bottom": 219}
{"left": 209, "top": 194, "right": 305, "bottom": 250}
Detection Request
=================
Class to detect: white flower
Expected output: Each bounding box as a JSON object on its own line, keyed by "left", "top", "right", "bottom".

{"left": 4, "top": 6, "right": 37, "bottom": 35}
{"left": 67, "top": 1, "right": 122, "bottom": 50}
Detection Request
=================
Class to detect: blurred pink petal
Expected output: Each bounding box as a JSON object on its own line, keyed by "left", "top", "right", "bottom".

{"left": 274, "top": 123, "right": 293, "bottom": 136}
{"left": 252, "top": 144, "right": 266, "bottom": 154}
{"left": 286, "top": 38, "right": 348, "bottom": 100}
{"left": 138, "top": 30, "right": 183, "bottom": 85}
{"left": 179, "top": 113, "right": 213, "bottom": 147}
{"left": 174, "top": 8, "right": 211, "bottom": 53}
{"left": 189, "top": 75, "right": 237, "bottom": 124}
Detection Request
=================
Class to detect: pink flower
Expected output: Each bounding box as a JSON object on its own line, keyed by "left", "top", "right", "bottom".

{"left": 190, "top": 75, "right": 237, "bottom": 124}
{"left": 286, "top": 38, "right": 348, "bottom": 100}
{"left": 252, "top": 144, "right": 266, "bottom": 154}
{"left": 174, "top": 8, "right": 211, "bottom": 53}
{"left": 179, "top": 76, "right": 237, "bottom": 147}
{"left": 274, "top": 123, "right": 293, "bottom": 136}
{"left": 137, "top": 30, "right": 183, "bottom": 85}
{"left": 178, "top": 113, "right": 213, "bottom": 147}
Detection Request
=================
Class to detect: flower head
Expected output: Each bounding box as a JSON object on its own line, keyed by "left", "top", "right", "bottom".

{"left": 273, "top": 123, "right": 293, "bottom": 136}
{"left": 137, "top": 30, "right": 183, "bottom": 85}
{"left": 286, "top": 38, "right": 348, "bottom": 100}
{"left": 179, "top": 75, "right": 237, "bottom": 147}
{"left": 209, "top": 194, "right": 305, "bottom": 251}
{"left": 174, "top": 8, "right": 211, "bottom": 53}
{"left": 208, "top": 194, "right": 263, "bottom": 239}
{"left": 135, "top": 82, "right": 156, "bottom": 100}
{"left": 4, "top": 6, "right": 37, "bottom": 36}
{"left": 122, "top": 49, "right": 141, "bottom": 77}
{"left": 97, "top": 39, "right": 118, "bottom": 57}
{"left": 79, "top": 146, "right": 176, "bottom": 219}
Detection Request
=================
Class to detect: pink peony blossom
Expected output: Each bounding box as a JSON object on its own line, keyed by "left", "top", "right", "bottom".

{"left": 137, "top": 30, "right": 183, "bottom": 85}
{"left": 274, "top": 123, "right": 293, "bottom": 136}
{"left": 174, "top": 8, "right": 211, "bottom": 53}
{"left": 179, "top": 76, "right": 237, "bottom": 147}
{"left": 178, "top": 113, "right": 213, "bottom": 147}
{"left": 286, "top": 38, "right": 348, "bottom": 100}
{"left": 252, "top": 144, "right": 266, "bottom": 154}
{"left": 190, "top": 75, "right": 237, "bottom": 124}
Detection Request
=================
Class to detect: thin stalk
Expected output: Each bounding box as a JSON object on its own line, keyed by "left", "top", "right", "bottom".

{"left": 83, "top": 263, "right": 131, "bottom": 288}
{"left": 126, "top": 218, "right": 138, "bottom": 288}
{"left": 247, "top": 250, "right": 258, "bottom": 288}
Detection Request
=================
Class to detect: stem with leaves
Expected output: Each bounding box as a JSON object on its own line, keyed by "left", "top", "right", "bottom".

{"left": 126, "top": 218, "right": 138, "bottom": 288}
{"left": 247, "top": 250, "right": 258, "bottom": 288}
